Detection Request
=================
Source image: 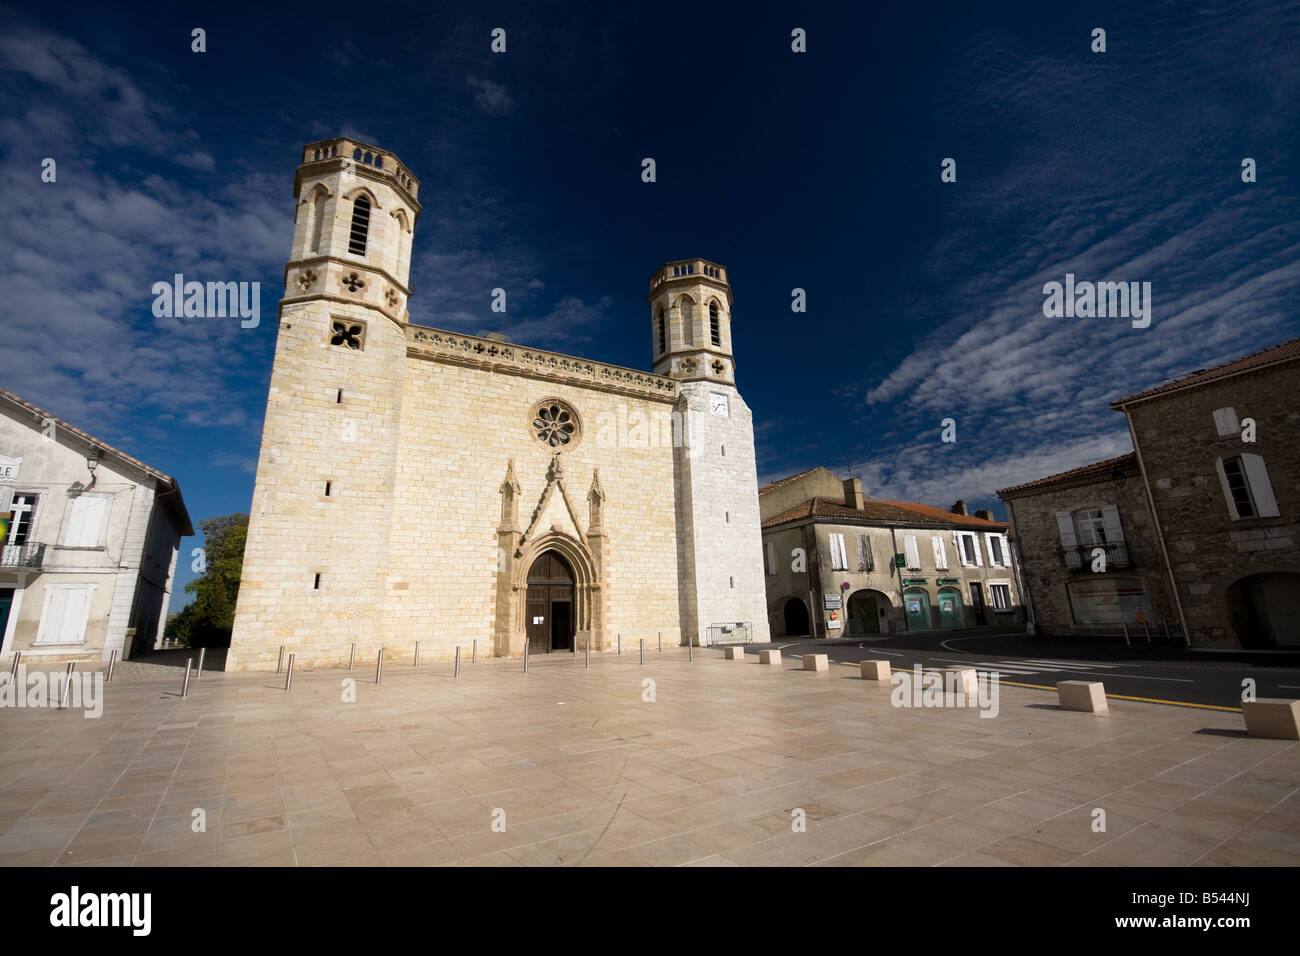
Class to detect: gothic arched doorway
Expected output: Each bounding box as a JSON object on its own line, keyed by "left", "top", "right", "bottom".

{"left": 526, "top": 550, "right": 575, "bottom": 653}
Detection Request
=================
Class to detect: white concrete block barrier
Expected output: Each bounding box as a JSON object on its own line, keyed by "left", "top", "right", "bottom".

{"left": 802, "top": 654, "right": 829, "bottom": 672}
{"left": 942, "top": 667, "right": 979, "bottom": 700}
{"left": 860, "top": 660, "right": 891, "bottom": 681}
{"left": 1057, "top": 680, "right": 1108, "bottom": 714}
{"left": 758, "top": 649, "right": 782, "bottom": 666}
{"left": 1242, "top": 698, "right": 1300, "bottom": 740}
{"left": 723, "top": 646, "right": 746, "bottom": 661}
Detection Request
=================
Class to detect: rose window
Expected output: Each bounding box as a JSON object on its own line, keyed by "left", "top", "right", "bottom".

{"left": 533, "top": 403, "right": 577, "bottom": 447}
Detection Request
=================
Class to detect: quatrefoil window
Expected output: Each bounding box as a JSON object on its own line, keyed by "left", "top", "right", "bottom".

{"left": 711, "top": 360, "right": 725, "bottom": 375}
{"left": 343, "top": 272, "right": 365, "bottom": 293}
{"left": 529, "top": 399, "right": 581, "bottom": 448}
{"left": 330, "top": 320, "right": 364, "bottom": 350}
{"left": 296, "top": 269, "right": 317, "bottom": 291}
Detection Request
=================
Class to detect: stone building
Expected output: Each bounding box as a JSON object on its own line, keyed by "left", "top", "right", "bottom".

{"left": 999, "top": 337, "right": 1299, "bottom": 647}
{"left": 0, "top": 388, "right": 192, "bottom": 664}
{"left": 759, "top": 467, "right": 1024, "bottom": 638}
{"left": 226, "top": 138, "right": 770, "bottom": 670}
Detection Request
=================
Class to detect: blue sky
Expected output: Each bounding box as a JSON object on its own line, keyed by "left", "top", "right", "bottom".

{"left": 2, "top": 0, "right": 1298, "bottom": 610}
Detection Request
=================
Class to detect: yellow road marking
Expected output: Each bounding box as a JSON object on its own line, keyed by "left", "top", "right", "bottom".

{"left": 832, "top": 660, "right": 1242, "bottom": 712}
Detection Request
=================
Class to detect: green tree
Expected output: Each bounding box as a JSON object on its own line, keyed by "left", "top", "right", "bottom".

{"left": 165, "top": 513, "right": 249, "bottom": 648}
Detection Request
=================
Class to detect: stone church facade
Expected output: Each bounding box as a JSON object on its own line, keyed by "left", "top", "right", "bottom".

{"left": 226, "top": 137, "right": 770, "bottom": 670}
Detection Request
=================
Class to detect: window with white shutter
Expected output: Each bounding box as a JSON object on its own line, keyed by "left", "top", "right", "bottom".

{"left": 932, "top": 536, "right": 948, "bottom": 570}
{"left": 985, "top": 533, "right": 1003, "bottom": 567}
{"left": 829, "top": 533, "right": 848, "bottom": 571}
{"left": 1241, "top": 454, "right": 1280, "bottom": 518}
{"left": 1055, "top": 511, "right": 1082, "bottom": 568}
{"left": 972, "top": 534, "right": 983, "bottom": 567}
{"left": 35, "top": 583, "right": 96, "bottom": 645}
{"left": 855, "top": 534, "right": 873, "bottom": 571}
{"left": 1099, "top": 504, "right": 1128, "bottom": 564}
{"left": 904, "top": 535, "right": 921, "bottom": 570}
{"left": 59, "top": 494, "right": 110, "bottom": 548}
{"left": 1212, "top": 407, "right": 1239, "bottom": 437}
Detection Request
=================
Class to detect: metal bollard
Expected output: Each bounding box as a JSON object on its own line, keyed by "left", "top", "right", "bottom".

{"left": 472, "top": 639, "right": 477, "bottom": 663}
{"left": 181, "top": 658, "right": 192, "bottom": 697}
{"left": 414, "top": 642, "right": 420, "bottom": 668}
{"left": 1163, "top": 616, "right": 1171, "bottom": 640}
{"left": 349, "top": 643, "right": 356, "bottom": 670}
{"left": 585, "top": 640, "right": 590, "bottom": 669}
{"left": 617, "top": 633, "right": 621, "bottom": 655}
{"left": 376, "top": 649, "right": 383, "bottom": 684}
{"left": 1122, "top": 621, "right": 1130, "bottom": 646}
{"left": 277, "top": 645, "right": 285, "bottom": 674}
{"left": 1143, "top": 619, "right": 1151, "bottom": 643}
{"left": 524, "top": 641, "right": 530, "bottom": 673}
{"left": 640, "top": 639, "right": 644, "bottom": 665}
{"left": 658, "top": 632, "right": 662, "bottom": 653}
{"left": 285, "top": 653, "right": 295, "bottom": 691}
{"left": 689, "top": 640, "right": 693, "bottom": 662}
{"left": 454, "top": 646, "right": 461, "bottom": 679}
{"left": 197, "top": 647, "right": 206, "bottom": 680}
{"left": 106, "top": 649, "right": 117, "bottom": 684}
{"left": 10, "top": 651, "right": 20, "bottom": 678}
{"left": 58, "top": 662, "right": 75, "bottom": 709}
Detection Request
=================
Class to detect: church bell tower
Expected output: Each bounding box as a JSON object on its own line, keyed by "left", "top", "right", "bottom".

{"left": 649, "top": 259, "right": 771, "bottom": 646}
{"left": 228, "top": 138, "right": 421, "bottom": 670}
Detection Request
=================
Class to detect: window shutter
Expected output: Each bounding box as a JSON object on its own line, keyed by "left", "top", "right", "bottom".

{"left": 984, "top": 533, "right": 999, "bottom": 566}
{"left": 1000, "top": 535, "right": 1012, "bottom": 569}
{"left": 1055, "top": 511, "right": 1081, "bottom": 568}
{"left": 904, "top": 535, "right": 921, "bottom": 569}
{"left": 829, "top": 533, "right": 848, "bottom": 570}
{"left": 37, "top": 585, "right": 95, "bottom": 645}
{"left": 972, "top": 534, "right": 983, "bottom": 567}
{"left": 1212, "top": 407, "right": 1239, "bottom": 437}
{"left": 1215, "top": 458, "right": 1240, "bottom": 520}
{"left": 856, "top": 534, "right": 873, "bottom": 571}
{"left": 932, "top": 537, "right": 947, "bottom": 570}
{"left": 1241, "top": 454, "right": 1279, "bottom": 517}
{"left": 764, "top": 541, "right": 775, "bottom": 575}
{"left": 1100, "top": 504, "right": 1128, "bottom": 564}
{"left": 61, "top": 495, "right": 108, "bottom": 547}
{"left": 953, "top": 531, "right": 966, "bottom": 567}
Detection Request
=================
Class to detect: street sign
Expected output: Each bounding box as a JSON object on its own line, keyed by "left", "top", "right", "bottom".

{"left": 823, "top": 593, "right": 842, "bottom": 610}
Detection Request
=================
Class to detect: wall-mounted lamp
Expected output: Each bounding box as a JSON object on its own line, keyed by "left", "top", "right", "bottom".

{"left": 87, "top": 448, "right": 102, "bottom": 477}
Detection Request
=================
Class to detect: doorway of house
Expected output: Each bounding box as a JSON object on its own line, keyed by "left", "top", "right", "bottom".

{"left": 969, "top": 582, "right": 986, "bottom": 626}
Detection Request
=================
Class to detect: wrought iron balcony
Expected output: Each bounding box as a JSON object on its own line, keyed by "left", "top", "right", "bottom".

{"left": 0, "top": 543, "right": 45, "bottom": 569}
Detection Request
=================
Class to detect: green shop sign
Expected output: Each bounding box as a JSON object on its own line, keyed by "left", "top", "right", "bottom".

{"left": 894, "top": 554, "right": 906, "bottom": 568}
{"left": 936, "top": 578, "right": 959, "bottom": 586}
{"left": 902, "top": 578, "right": 928, "bottom": 586}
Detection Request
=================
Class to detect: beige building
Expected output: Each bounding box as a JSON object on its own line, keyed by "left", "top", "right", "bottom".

{"left": 1000, "top": 337, "right": 1300, "bottom": 647}
{"left": 759, "top": 467, "right": 1024, "bottom": 638}
{"left": 0, "top": 388, "right": 192, "bottom": 664}
{"left": 227, "top": 138, "right": 770, "bottom": 670}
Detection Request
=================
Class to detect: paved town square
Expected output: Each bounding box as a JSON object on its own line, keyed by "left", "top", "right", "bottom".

{"left": 2, "top": 650, "right": 1296, "bottom": 867}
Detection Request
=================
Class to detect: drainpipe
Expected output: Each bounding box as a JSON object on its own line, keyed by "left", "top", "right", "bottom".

{"left": 805, "top": 522, "right": 821, "bottom": 639}
{"left": 890, "top": 525, "right": 907, "bottom": 632}
{"left": 1003, "top": 498, "right": 1037, "bottom": 635}
{"left": 1122, "top": 408, "right": 1191, "bottom": 647}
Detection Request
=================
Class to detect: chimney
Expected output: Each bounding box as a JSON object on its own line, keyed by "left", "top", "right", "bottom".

{"left": 951, "top": 500, "right": 969, "bottom": 516}
{"left": 974, "top": 509, "right": 994, "bottom": 521}
{"left": 843, "top": 478, "right": 865, "bottom": 510}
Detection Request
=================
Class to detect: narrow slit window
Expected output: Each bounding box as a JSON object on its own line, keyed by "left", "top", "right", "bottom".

{"left": 313, "top": 573, "right": 321, "bottom": 590}
{"left": 336, "top": 389, "right": 343, "bottom": 403}
{"left": 348, "top": 196, "right": 371, "bottom": 256}
{"left": 709, "top": 302, "right": 720, "bottom": 346}
{"left": 324, "top": 481, "right": 332, "bottom": 496}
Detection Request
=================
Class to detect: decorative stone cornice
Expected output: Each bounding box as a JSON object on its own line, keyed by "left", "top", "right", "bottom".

{"left": 407, "top": 326, "right": 679, "bottom": 403}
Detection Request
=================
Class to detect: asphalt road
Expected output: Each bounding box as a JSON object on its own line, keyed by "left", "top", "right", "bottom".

{"left": 743, "top": 630, "right": 1300, "bottom": 710}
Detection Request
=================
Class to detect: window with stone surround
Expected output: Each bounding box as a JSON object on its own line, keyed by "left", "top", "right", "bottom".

{"left": 530, "top": 398, "right": 580, "bottom": 448}
{"left": 329, "top": 318, "right": 365, "bottom": 350}
{"left": 348, "top": 195, "right": 371, "bottom": 256}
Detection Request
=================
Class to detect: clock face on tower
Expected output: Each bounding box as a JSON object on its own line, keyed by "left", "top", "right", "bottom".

{"left": 710, "top": 392, "right": 729, "bottom": 416}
